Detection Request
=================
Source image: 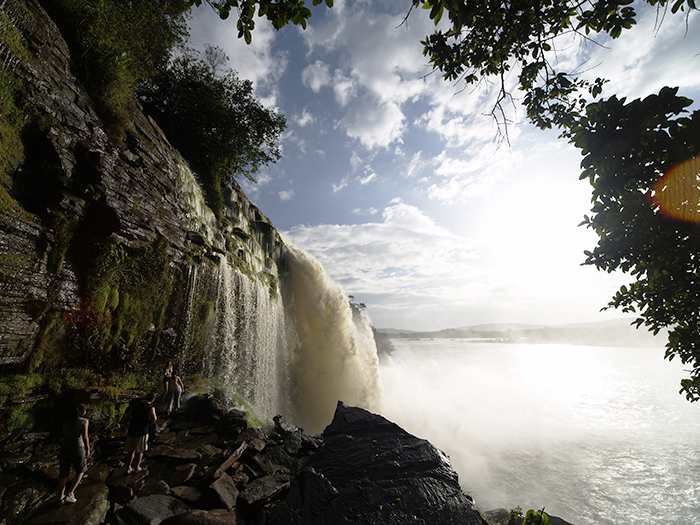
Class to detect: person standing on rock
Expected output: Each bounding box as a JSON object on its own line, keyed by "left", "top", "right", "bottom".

{"left": 163, "top": 360, "right": 173, "bottom": 398}
{"left": 58, "top": 403, "right": 90, "bottom": 504}
{"left": 124, "top": 392, "right": 157, "bottom": 474}
{"left": 164, "top": 368, "right": 184, "bottom": 417}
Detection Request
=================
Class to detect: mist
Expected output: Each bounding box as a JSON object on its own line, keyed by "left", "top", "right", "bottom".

{"left": 377, "top": 338, "right": 700, "bottom": 523}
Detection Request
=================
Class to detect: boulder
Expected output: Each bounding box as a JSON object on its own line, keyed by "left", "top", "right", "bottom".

{"left": 170, "top": 486, "right": 204, "bottom": 504}
{"left": 272, "top": 415, "right": 304, "bottom": 456}
{"left": 187, "top": 396, "right": 230, "bottom": 424}
{"left": 110, "top": 484, "right": 135, "bottom": 505}
{"left": 164, "top": 463, "right": 197, "bottom": 486}
{"left": 260, "top": 444, "right": 294, "bottom": 473}
{"left": 238, "top": 473, "right": 291, "bottom": 507}
{"left": 266, "top": 402, "right": 488, "bottom": 525}
{"left": 25, "top": 482, "right": 110, "bottom": 525}
{"left": 210, "top": 473, "right": 239, "bottom": 511}
{"left": 215, "top": 413, "right": 248, "bottom": 438}
{"left": 266, "top": 469, "right": 337, "bottom": 521}
{"left": 136, "top": 479, "right": 170, "bottom": 497}
{"left": 157, "top": 447, "right": 203, "bottom": 463}
{"left": 119, "top": 494, "right": 191, "bottom": 524}
{"left": 199, "top": 444, "right": 223, "bottom": 457}
{"left": 213, "top": 443, "right": 247, "bottom": 479}
{"left": 160, "top": 509, "right": 237, "bottom": 525}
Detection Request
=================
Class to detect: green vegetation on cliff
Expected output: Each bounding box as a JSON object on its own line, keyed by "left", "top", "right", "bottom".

{"left": 138, "top": 47, "right": 286, "bottom": 216}
{"left": 40, "top": 0, "right": 286, "bottom": 215}
{"left": 40, "top": 0, "right": 190, "bottom": 137}
{"left": 65, "top": 235, "right": 178, "bottom": 370}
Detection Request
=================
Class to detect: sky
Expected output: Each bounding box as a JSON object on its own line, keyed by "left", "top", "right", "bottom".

{"left": 187, "top": 1, "right": 700, "bottom": 331}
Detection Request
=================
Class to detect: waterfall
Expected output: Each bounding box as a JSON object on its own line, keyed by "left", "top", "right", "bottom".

{"left": 209, "top": 258, "right": 291, "bottom": 420}
{"left": 207, "top": 246, "right": 381, "bottom": 434}
{"left": 282, "top": 245, "right": 381, "bottom": 434}
{"left": 179, "top": 158, "right": 380, "bottom": 433}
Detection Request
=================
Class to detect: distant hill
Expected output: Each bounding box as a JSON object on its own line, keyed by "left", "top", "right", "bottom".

{"left": 375, "top": 318, "right": 666, "bottom": 349}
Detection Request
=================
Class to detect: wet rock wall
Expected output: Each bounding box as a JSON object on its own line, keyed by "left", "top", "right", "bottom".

{"left": 0, "top": 0, "right": 287, "bottom": 373}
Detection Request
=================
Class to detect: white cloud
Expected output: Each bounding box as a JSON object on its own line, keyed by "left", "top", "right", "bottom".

{"left": 562, "top": 7, "right": 700, "bottom": 101}
{"left": 282, "top": 194, "right": 630, "bottom": 330}
{"left": 282, "top": 201, "right": 593, "bottom": 329}
{"left": 279, "top": 190, "right": 295, "bottom": 201}
{"left": 351, "top": 207, "right": 378, "bottom": 216}
{"left": 281, "top": 130, "right": 307, "bottom": 155}
{"left": 295, "top": 3, "right": 537, "bottom": 151}
{"left": 332, "top": 70, "right": 358, "bottom": 107}
{"left": 415, "top": 147, "right": 517, "bottom": 204}
{"left": 350, "top": 151, "right": 363, "bottom": 172}
{"left": 406, "top": 151, "right": 425, "bottom": 177}
{"left": 295, "top": 0, "right": 699, "bottom": 155}
{"left": 296, "top": 108, "right": 316, "bottom": 127}
{"left": 300, "top": 6, "right": 437, "bottom": 149}
{"left": 332, "top": 176, "right": 349, "bottom": 193}
{"left": 282, "top": 202, "right": 481, "bottom": 299}
{"left": 359, "top": 171, "right": 377, "bottom": 185}
{"left": 187, "top": 6, "right": 287, "bottom": 107}
{"left": 301, "top": 60, "right": 331, "bottom": 92}
{"left": 340, "top": 97, "right": 406, "bottom": 148}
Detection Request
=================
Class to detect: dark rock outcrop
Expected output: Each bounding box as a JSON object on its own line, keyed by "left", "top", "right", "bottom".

{"left": 266, "top": 402, "right": 486, "bottom": 525}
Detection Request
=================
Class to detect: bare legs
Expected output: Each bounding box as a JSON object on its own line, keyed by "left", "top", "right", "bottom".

{"left": 125, "top": 450, "right": 143, "bottom": 473}
{"left": 67, "top": 472, "right": 83, "bottom": 495}
{"left": 57, "top": 471, "right": 83, "bottom": 502}
{"left": 57, "top": 477, "right": 68, "bottom": 500}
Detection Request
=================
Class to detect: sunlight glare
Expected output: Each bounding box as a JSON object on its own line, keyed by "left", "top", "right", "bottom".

{"left": 653, "top": 157, "right": 700, "bottom": 223}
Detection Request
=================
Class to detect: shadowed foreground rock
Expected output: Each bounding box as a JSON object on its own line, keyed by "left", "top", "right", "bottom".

{"left": 13, "top": 397, "right": 494, "bottom": 525}
{"left": 266, "top": 401, "right": 486, "bottom": 524}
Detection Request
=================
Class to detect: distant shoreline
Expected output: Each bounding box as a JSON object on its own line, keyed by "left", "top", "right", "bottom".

{"left": 374, "top": 318, "right": 666, "bottom": 352}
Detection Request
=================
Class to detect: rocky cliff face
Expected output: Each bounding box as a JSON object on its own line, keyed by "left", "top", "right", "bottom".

{"left": 0, "top": 0, "right": 286, "bottom": 373}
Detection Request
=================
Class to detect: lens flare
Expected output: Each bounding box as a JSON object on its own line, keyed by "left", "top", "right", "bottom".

{"left": 652, "top": 157, "right": 700, "bottom": 223}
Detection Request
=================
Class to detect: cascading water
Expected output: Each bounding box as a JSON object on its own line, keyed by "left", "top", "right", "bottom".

{"left": 209, "top": 259, "right": 292, "bottom": 420}
{"left": 281, "top": 245, "right": 381, "bottom": 434}
{"left": 178, "top": 159, "right": 381, "bottom": 433}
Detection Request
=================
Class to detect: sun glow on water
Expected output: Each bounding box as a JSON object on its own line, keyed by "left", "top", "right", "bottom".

{"left": 378, "top": 339, "right": 700, "bottom": 525}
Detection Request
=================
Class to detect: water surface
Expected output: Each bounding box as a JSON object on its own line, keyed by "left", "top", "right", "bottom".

{"left": 379, "top": 339, "right": 700, "bottom": 524}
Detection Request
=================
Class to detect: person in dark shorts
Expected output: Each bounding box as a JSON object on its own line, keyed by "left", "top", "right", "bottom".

{"left": 124, "top": 392, "right": 157, "bottom": 474}
{"left": 58, "top": 404, "right": 89, "bottom": 504}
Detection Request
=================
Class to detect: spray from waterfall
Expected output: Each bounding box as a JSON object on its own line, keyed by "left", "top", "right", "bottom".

{"left": 282, "top": 245, "right": 381, "bottom": 434}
